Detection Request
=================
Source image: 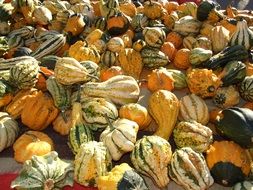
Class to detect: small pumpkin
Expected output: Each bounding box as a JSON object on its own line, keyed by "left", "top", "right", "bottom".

{"left": 107, "top": 12, "right": 130, "bottom": 36}
{"left": 160, "top": 42, "right": 177, "bottom": 61}
{"left": 100, "top": 66, "right": 124, "bottom": 81}
{"left": 173, "top": 48, "right": 191, "bottom": 69}
{"left": 53, "top": 110, "right": 72, "bottom": 136}
{"left": 13, "top": 131, "right": 54, "bottom": 163}
{"left": 35, "top": 66, "right": 54, "bottom": 91}
{"left": 119, "top": 1, "right": 137, "bottom": 17}
{"left": 64, "top": 13, "right": 85, "bottom": 36}
{"left": 0, "top": 93, "right": 12, "bottom": 108}
{"left": 143, "top": 0, "right": 164, "bottom": 20}
{"left": 165, "top": 31, "right": 183, "bottom": 49}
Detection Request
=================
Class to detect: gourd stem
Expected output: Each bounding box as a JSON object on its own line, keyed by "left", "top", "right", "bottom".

{"left": 25, "top": 132, "right": 40, "bottom": 142}
{"left": 104, "top": 114, "right": 114, "bottom": 131}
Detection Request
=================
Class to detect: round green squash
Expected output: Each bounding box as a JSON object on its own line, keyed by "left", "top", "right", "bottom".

{"left": 239, "top": 76, "right": 253, "bottom": 102}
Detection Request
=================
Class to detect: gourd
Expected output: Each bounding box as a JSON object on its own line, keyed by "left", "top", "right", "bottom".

{"left": 97, "top": 163, "right": 148, "bottom": 190}
{"left": 81, "top": 75, "right": 140, "bottom": 106}
{"left": 130, "top": 13, "right": 149, "bottom": 32}
{"left": 192, "top": 36, "right": 212, "bottom": 50}
{"left": 0, "top": 112, "right": 19, "bottom": 153}
{"left": 143, "top": 0, "right": 164, "bottom": 20}
{"left": 107, "top": 37, "right": 125, "bottom": 53}
{"left": 131, "top": 135, "right": 172, "bottom": 188}
{"left": 166, "top": 31, "right": 183, "bottom": 49}
{"left": 210, "top": 25, "right": 230, "bottom": 53}
{"left": 0, "top": 94, "right": 12, "bottom": 108}
{"left": 169, "top": 147, "right": 214, "bottom": 190}
{"left": 119, "top": 103, "right": 151, "bottom": 130}
{"left": 213, "top": 86, "right": 240, "bottom": 108}
{"left": 232, "top": 181, "right": 253, "bottom": 190}
{"left": 186, "top": 68, "right": 222, "bottom": 98}
{"left": 179, "top": 94, "right": 209, "bottom": 125}
{"left": 189, "top": 48, "right": 213, "bottom": 66}
{"left": 141, "top": 47, "right": 169, "bottom": 68}
{"left": 101, "top": 50, "right": 118, "bottom": 68}
{"left": 173, "top": 48, "right": 191, "bottom": 70}
{"left": 106, "top": 12, "right": 130, "bottom": 36}
{"left": 148, "top": 90, "right": 179, "bottom": 140}
{"left": 100, "top": 66, "right": 124, "bottom": 82}
{"left": 230, "top": 19, "right": 253, "bottom": 50}
{"left": 206, "top": 141, "right": 251, "bottom": 186}
{"left": 74, "top": 141, "right": 112, "bottom": 187}
{"left": 64, "top": 13, "right": 85, "bottom": 36}
{"left": 53, "top": 110, "right": 72, "bottom": 136}
{"left": 80, "top": 60, "right": 100, "bottom": 82}
{"left": 0, "top": 3, "right": 13, "bottom": 22}
{"left": 100, "top": 118, "right": 139, "bottom": 161}
{"left": 33, "top": 6, "right": 52, "bottom": 25}
{"left": 173, "top": 16, "right": 202, "bottom": 36}
{"left": 160, "top": 42, "right": 177, "bottom": 61}
{"left": 118, "top": 48, "right": 143, "bottom": 79}
{"left": 13, "top": 131, "right": 54, "bottom": 163}
{"left": 36, "top": 66, "right": 54, "bottom": 91}
{"left": 239, "top": 76, "right": 253, "bottom": 102}
{"left": 166, "top": 69, "right": 188, "bottom": 89}
{"left": 21, "top": 91, "right": 59, "bottom": 131}
{"left": 9, "top": 58, "right": 39, "bottom": 90}
{"left": 215, "top": 107, "right": 253, "bottom": 148}
{"left": 142, "top": 27, "right": 166, "bottom": 48}
{"left": 11, "top": 151, "right": 74, "bottom": 190}
{"left": 173, "top": 120, "right": 213, "bottom": 153}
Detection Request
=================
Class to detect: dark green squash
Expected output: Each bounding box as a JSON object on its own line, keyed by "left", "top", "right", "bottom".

{"left": 0, "top": 80, "right": 14, "bottom": 97}
{"left": 215, "top": 107, "right": 253, "bottom": 148}
{"left": 239, "top": 76, "right": 253, "bottom": 102}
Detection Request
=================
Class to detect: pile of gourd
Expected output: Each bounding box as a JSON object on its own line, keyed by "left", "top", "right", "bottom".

{"left": 0, "top": 0, "right": 253, "bottom": 189}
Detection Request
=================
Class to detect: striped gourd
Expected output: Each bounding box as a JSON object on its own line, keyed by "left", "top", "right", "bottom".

{"left": 33, "top": 6, "right": 53, "bottom": 25}
{"left": 7, "top": 26, "right": 35, "bottom": 39}
{"left": 210, "top": 26, "right": 230, "bottom": 53}
{"left": 40, "top": 55, "right": 59, "bottom": 70}
{"left": 141, "top": 47, "right": 169, "bottom": 68}
{"left": 230, "top": 19, "right": 253, "bottom": 50}
{"left": 80, "top": 61, "right": 100, "bottom": 82}
{"left": 142, "top": 27, "right": 166, "bottom": 48}
{"left": 8, "top": 36, "right": 24, "bottom": 49}
{"left": 173, "top": 120, "right": 213, "bottom": 152}
{"left": 233, "top": 181, "right": 253, "bottom": 190}
{"left": 173, "top": 16, "right": 202, "bottom": 36}
{"left": 74, "top": 141, "right": 112, "bottom": 187}
{"left": 131, "top": 135, "right": 172, "bottom": 188}
{"left": 34, "top": 30, "right": 61, "bottom": 42}
{"left": 179, "top": 94, "right": 209, "bottom": 125}
{"left": 43, "top": 0, "right": 67, "bottom": 15}
{"left": 31, "top": 33, "right": 66, "bottom": 60}
{"left": 81, "top": 75, "right": 140, "bottom": 106}
{"left": 0, "top": 56, "right": 38, "bottom": 71}
{"left": 169, "top": 147, "right": 214, "bottom": 190}
{"left": 166, "top": 69, "right": 187, "bottom": 89}
{"left": 9, "top": 59, "right": 39, "bottom": 89}
{"left": 68, "top": 124, "right": 94, "bottom": 155}
{"left": 101, "top": 50, "right": 118, "bottom": 67}
{"left": 131, "top": 13, "right": 149, "bottom": 32}
{"left": 81, "top": 97, "right": 118, "bottom": 126}
{"left": 54, "top": 57, "right": 91, "bottom": 85}
{"left": 239, "top": 76, "right": 253, "bottom": 102}
{"left": 46, "top": 76, "right": 71, "bottom": 115}
{"left": 93, "top": 16, "right": 107, "bottom": 31}
{"left": 0, "top": 112, "right": 19, "bottom": 153}
{"left": 56, "top": 9, "right": 73, "bottom": 24}
{"left": 107, "top": 37, "right": 125, "bottom": 53}
{"left": 0, "top": 70, "right": 10, "bottom": 81}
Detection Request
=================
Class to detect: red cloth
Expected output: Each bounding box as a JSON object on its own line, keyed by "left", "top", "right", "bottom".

{"left": 0, "top": 173, "right": 98, "bottom": 190}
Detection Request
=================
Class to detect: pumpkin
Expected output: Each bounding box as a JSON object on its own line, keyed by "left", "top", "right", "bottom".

{"left": 13, "top": 131, "right": 54, "bottom": 163}
{"left": 173, "top": 48, "right": 191, "bottom": 69}
{"left": 53, "top": 110, "right": 72, "bottom": 136}
{"left": 143, "top": 27, "right": 166, "bottom": 48}
{"left": 107, "top": 12, "right": 130, "bottom": 36}
{"left": 209, "top": 108, "right": 223, "bottom": 124}
{"left": 148, "top": 90, "right": 179, "bottom": 140}
{"left": 232, "top": 181, "right": 253, "bottom": 190}
{"left": 131, "top": 135, "right": 172, "bottom": 188}
{"left": 206, "top": 141, "right": 251, "bottom": 186}
{"left": 11, "top": 151, "right": 74, "bottom": 190}
{"left": 189, "top": 47, "right": 213, "bottom": 66}
{"left": 74, "top": 141, "right": 112, "bottom": 187}
{"left": 246, "top": 62, "right": 253, "bottom": 77}
{"left": 97, "top": 163, "right": 148, "bottom": 190}
{"left": 239, "top": 76, "right": 253, "bottom": 102}
{"left": 35, "top": 66, "right": 54, "bottom": 91}
{"left": 160, "top": 42, "right": 177, "bottom": 61}
{"left": 243, "top": 102, "right": 253, "bottom": 110}
{"left": 143, "top": 0, "right": 164, "bottom": 20}
{"left": 210, "top": 26, "right": 230, "bottom": 53}
{"left": 100, "top": 118, "right": 139, "bottom": 161}
{"left": 119, "top": 103, "right": 151, "bottom": 130}
{"left": 215, "top": 107, "right": 253, "bottom": 148}
{"left": 107, "top": 37, "right": 125, "bottom": 53}
{"left": 199, "top": 21, "right": 214, "bottom": 38}
{"left": 173, "top": 120, "right": 213, "bottom": 153}
{"left": 162, "top": 10, "right": 179, "bottom": 30}
{"left": 118, "top": 48, "right": 143, "bottom": 79}
{"left": 64, "top": 13, "right": 85, "bottom": 36}
{"left": 100, "top": 66, "right": 124, "bottom": 82}
{"left": 169, "top": 147, "right": 214, "bottom": 190}
{"left": 21, "top": 91, "right": 59, "bottom": 131}
{"left": 6, "top": 88, "right": 39, "bottom": 119}
{"left": 186, "top": 68, "right": 222, "bottom": 98}
{"left": 147, "top": 67, "right": 175, "bottom": 92}
{"left": 0, "top": 112, "right": 19, "bottom": 153}
{"left": 164, "top": 1, "right": 179, "bottom": 14}
{"left": 119, "top": 1, "right": 137, "bottom": 17}
{"left": 165, "top": 31, "right": 183, "bottom": 49}
{"left": 213, "top": 86, "right": 240, "bottom": 108}
{"left": 179, "top": 94, "right": 209, "bottom": 125}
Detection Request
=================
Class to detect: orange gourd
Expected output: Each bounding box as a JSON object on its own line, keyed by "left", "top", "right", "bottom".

{"left": 161, "top": 42, "right": 177, "bottom": 61}
{"left": 173, "top": 48, "right": 191, "bottom": 69}
{"left": 64, "top": 14, "right": 85, "bottom": 36}
{"left": 166, "top": 31, "right": 183, "bottom": 49}
{"left": 52, "top": 110, "right": 72, "bottom": 136}
{"left": 35, "top": 67, "right": 54, "bottom": 91}
{"left": 164, "top": 1, "right": 179, "bottom": 14}
{"left": 0, "top": 94, "right": 12, "bottom": 109}
{"left": 100, "top": 66, "right": 124, "bottom": 81}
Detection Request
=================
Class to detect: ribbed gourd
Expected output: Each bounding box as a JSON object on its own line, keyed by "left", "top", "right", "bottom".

{"left": 80, "top": 60, "right": 100, "bottom": 82}
{"left": 100, "top": 118, "right": 139, "bottom": 161}
{"left": 189, "top": 48, "right": 213, "bottom": 66}
{"left": 232, "top": 181, "right": 253, "bottom": 190}
{"left": 210, "top": 26, "right": 230, "bottom": 53}
{"left": 74, "top": 141, "right": 112, "bottom": 187}
{"left": 169, "top": 147, "right": 214, "bottom": 190}
{"left": 9, "top": 59, "right": 39, "bottom": 89}
{"left": 173, "top": 16, "right": 202, "bottom": 36}
{"left": 11, "top": 151, "right": 74, "bottom": 190}
{"left": 239, "top": 76, "right": 253, "bottom": 102}
{"left": 0, "top": 112, "right": 19, "bottom": 153}
{"left": 141, "top": 47, "right": 169, "bottom": 68}
{"left": 131, "top": 135, "right": 172, "bottom": 188}
{"left": 173, "top": 120, "right": 213, "bottom": 152}
{"left": 166, "top": 69, "right": 188, "bottom": 89}
{"left": 142, "top": 27, "right": 166, "bottom": 48}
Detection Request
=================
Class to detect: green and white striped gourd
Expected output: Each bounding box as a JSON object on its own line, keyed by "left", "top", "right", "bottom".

{"left": 81, "top": 75, "right": 140, "bottom": 106}
{"left": 0, "top": 36, "right": 9, "bottom": 56}
{"left": 8, "top": 26, "right": 35, "bottom": 40}
{"left": 230, "top": 19, "right": 253, "bottom": 50}
{"left": 100, "top": 118, "right": 139, "bottom": 161}
{"left": 189, "top": 48, "right": 213, "bottom": 66}
{"left": 166, "top": 69, "right": 187, "bottom": 89}
{"left": 74, "top": 141, "right": 112, "bottom": 187}
{"left": 0, "top": 56, "right": 38, "bottom": 71}
{"left": 131, "top": 135, "right": 172, "bottom": 188}
{"left": 143, "top": 27, "right": 166, "bottom": 48}
{"left": 93, "top": 16, "right": 107, "bottom": 31}
{"left": 9, "top": 58, "right": 39, "bottom": 89}
{"left": 43, "top": 0, "right": 68, "bottom": 15}
{"left": 173, "top": 16, "right": 202, "bottom": 36}
{"left": 131, "top": 13, "right": 149, "bottom": 32}
{"left": 169, "top": 147, "right": 214, "bottom": 190}
{"left": 141, "top": 47, "right": 169, "bottom": 68}
{"left": 46, "top": 76, "right": 71, "bottom": 115}
{"left": 33, "top": 6, "right": 53, "bottom": 25}
{"left": 173, "top": 120, "right": 213, "bottom": 152}
{"left": 101, "top": 50, "right": 118, "bottom": 67}
{"left": 232, "top": 181, "right": 253, "bottom": 190}
{"left": 80, "top": 60, "right": 100, "bottom": 82}
{"left": 56, "top": 9, "right": 73, "bottom": 24}
{"left": 11, "top": 151, "right": 74, "bottom": 190}
{"left": 0, "top": 80, "right": 13, "bottom": 97}
{"left": 0, "top": 112, "right": 19, "bottom": 153}
{"left": 239, "top": 76, "right": 253, "bottom": 102}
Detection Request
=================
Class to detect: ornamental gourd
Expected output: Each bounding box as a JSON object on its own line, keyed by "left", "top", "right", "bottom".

{"left": 166, "top": 69, "right": 188, "bottom": 89}
{"left": 141, "top": 47, "right": 169, "bottom": 68}
{"left": 107, "top": 37, "right": 125, "bottom": 53}
{"left": 210, "top": 26, "right": 230, "bottom": 53}
{"left": 33, "top": 6, "right": 52, "bottom": 25}
{"left": 189, "top": 47, "right": 213, "bottom": 66}
{"left": 11, "top": 151, "right": 74, "bottom": 190}
{"left": 148, "top": 90, "right": 179, "bottom": 140}
{"left": 239, "top": 76, "right": 253, "bottom": 102}
{"left": 100, "top": 118, "right": 139, "bottom": 161}
{"left": 232, "top": 181, "right": 253, "bottom": 190}
{"left": 0, "top": 112, "right": 19, "bottom": 153}
{"left": 169, "top": 147, "right": 214, "bottom": 190}
{"left": 53, "top": 110, "right": 72, "bottom": 136}
{"left": 173, "top": 16, "right": 202, "bottom": 36}
{"left": 131, "top": 135, "right": 172, "bottom": 188}
{"left": 106, "top": 12, "right": 130, "bottom": 36}
{"left": 81, "top": 75, "right": 140, "bottom": 106}
{"left": 97, "top": 163, "right": 148, "bottom": 190}
{"left": 74, "top": 141, "right": 112, "bottom": 187}
{"left": 179, "top": 94, "right": 209, "bottom": 125}
{"left": 143, "top": 0, "right": 164, "bottom": 20}
{"left": 143, "top": 27, "right": 166, "bottom": 48}
{"left": 173, "top": 120, "right": 213, "bottom": 152}
{"left": 13, "top": 131, "right": 54, "bottom": 163}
